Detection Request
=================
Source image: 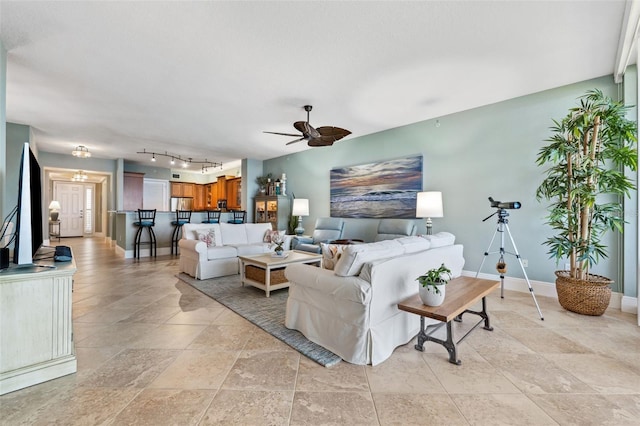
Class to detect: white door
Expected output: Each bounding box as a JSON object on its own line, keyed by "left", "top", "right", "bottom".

{"left": 55, "top": 182, "right": 85, "bottom": 237}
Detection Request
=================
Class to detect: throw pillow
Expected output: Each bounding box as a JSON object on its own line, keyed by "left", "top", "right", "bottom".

{"left": 320, "top": 243, "right": 348, "bottom": 270}
{"left": 263, "top": 229, "right": 280, "bottom": 243}
{"left": 197, "top": 229, "right": 216, "bottom": 247}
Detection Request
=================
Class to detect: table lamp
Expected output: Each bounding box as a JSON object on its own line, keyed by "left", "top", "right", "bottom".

{"left": 49, "top": 201, "right": 61, "bottom": 221}
{"left": 292, "top": 198, "right": 309, "bottom": 236}
{"left": 416, "top": 191, "right": 443, "bottom": 235}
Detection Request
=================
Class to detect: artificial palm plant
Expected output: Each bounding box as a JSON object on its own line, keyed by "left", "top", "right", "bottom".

{"left": 535, "top": 90, "right": 637, "bottom": 314}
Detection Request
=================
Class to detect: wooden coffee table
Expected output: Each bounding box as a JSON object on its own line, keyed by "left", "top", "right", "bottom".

{"left": 398, "top": 276, "right": 499, "bottom": 365}
{"left": 238, "top": 250, "right": 323, "bottom": 297}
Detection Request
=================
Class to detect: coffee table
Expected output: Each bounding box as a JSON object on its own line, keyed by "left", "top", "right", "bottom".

{"left": 397, "top": 276, "right": 499, "bottom": 365}
{"left": 238, "top": 250, "right": 323, "bottom": 297}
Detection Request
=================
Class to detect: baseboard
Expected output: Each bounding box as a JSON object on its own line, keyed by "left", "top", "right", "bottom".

{"left": 462, "top": 270, "right": 557, "bottom": 298}
{"left": 117, "top": 246, "right": 172, "bottom": 259}
{"left": 462, "top": 270, "right": 627, "bottom": 312}
{"left": 621, "top": 296, "right": 638, "bottom": 314}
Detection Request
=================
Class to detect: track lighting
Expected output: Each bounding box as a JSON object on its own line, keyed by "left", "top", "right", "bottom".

{"left": 137, "top": 149, "right": 222, "bottom": 170}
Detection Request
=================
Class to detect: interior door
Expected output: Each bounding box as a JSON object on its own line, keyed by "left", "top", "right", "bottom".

{"left": 55, "top": 182, "right": 85, "bottom": 237}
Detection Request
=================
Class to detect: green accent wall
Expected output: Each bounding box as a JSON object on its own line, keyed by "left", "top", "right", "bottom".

{"left": 264, "top": 75, "right": 638, "bottom": 297}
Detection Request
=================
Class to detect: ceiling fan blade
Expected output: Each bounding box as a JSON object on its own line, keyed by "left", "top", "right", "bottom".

{"left": 316, "top": 126, "right": 351, "bottom": 142}
{"left": 263, "top": 131, "right": 303, "bottom": 137}
{"left": 286, "top": 137, "right": 306, "bottom": 146}
{"left": 307, "top": 137, "right": 333, "bottom": 147}
{"left": 293, "top": 121, "right": 307, "bottom": 134}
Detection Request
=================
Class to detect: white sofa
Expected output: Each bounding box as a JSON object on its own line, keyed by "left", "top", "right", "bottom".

{"left": 284, "top": 233, "right": 465, "bottom": 365}
{"left": 179, "top": 222, "right": 290, "bottom": 280}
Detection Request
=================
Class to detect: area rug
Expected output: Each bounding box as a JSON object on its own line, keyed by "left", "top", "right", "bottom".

{"left": 177, "top": 273, "right": 341, "bottom": 367}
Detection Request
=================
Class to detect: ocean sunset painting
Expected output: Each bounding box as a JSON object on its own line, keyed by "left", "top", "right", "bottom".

{"left": 330, "top": 155, "right": 423, "bottom": 218}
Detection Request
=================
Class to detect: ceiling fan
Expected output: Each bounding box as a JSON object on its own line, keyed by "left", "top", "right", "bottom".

{"left": 264, "top": 105, "right": 351, "bottom": 147}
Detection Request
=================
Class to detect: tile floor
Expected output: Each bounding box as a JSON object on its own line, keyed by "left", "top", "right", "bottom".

{"left": 1, "top": 237, "right": 639, "bottom": 425}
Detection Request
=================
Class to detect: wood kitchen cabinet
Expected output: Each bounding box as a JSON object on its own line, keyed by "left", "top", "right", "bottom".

{"left": 194, "top": 184, "right": 205, "bottom": 211}
{"left": 124, "top": 172, "right": 144, "bottom": 211}
{"left": 226, "top": 177, "right": 242, "bottom": 210}
{"left": 170, "top": 182, "right": 195, "bottom": 198}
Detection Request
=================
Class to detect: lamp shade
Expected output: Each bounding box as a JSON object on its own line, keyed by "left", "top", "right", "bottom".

{"left": 49, "top": 201, "right": 61, "bottom": 210}
{"left": 292, "top": 198, "right": 309, "bottom": 216}
{"left": 416, "top": 191, "right": 443, "bottom": 218}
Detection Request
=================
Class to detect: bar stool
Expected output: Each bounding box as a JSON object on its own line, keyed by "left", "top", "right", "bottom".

{"left": 133, "top": 209, "right": 157, "bottom": 258}
{"left": 171, "top": 210, "right": 192, "bottom": 255}
{"left": 227, "top": 210, "right": 246, "bottom": 224}
{"left": 202, "top": 209, "right": 221, "bottom": 224}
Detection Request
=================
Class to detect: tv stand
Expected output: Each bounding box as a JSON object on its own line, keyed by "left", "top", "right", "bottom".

{"left": 0, "top": 256, "right": 77, "bottom": 395}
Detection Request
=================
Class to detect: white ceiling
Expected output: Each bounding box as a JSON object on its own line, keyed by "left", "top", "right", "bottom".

{"left": 0, "top": 1, "right": 635, "bottom": 170}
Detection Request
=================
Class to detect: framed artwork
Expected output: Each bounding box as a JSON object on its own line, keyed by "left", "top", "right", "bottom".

{"left": 330, "top": 155, "right": 423, "bottom": 218}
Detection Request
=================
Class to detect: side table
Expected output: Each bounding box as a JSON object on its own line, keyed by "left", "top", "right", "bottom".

{"left": 49, "top": 220, "right": 61, "bottom": 242}
{"left": 397, "top": 276, "right": 499, "bottom": 365}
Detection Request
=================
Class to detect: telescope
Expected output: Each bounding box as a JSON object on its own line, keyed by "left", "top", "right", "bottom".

{"left": 489, "top": 197, "right": 521, "bottom": 210}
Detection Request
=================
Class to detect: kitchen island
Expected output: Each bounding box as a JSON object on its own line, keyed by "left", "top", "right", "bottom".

{"left": 114, "top": 211, "right": 236, "bottom": 258}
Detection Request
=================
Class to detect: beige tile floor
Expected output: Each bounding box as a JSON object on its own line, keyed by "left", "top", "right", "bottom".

{"left": 1, "top": 237, "right": 639, "bottom": 425}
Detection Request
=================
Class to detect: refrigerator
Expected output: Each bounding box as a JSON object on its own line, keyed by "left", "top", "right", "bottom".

{"left": 170, "top": 197, "right": 194, "bottom": 211}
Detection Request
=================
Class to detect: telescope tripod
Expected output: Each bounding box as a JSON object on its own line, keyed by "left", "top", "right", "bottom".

{"left": 476, "top": 209, "right": 544, "bottom": 320}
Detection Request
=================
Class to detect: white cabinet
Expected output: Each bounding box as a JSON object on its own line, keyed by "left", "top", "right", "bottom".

{"left": 0, "top": 258, "right": 77, "bottom": 395}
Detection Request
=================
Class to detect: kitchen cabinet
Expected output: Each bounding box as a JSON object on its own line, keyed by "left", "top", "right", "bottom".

{"left": 170, "top": 182, "right": 195, "bottom": 198}
{"left": 226, "top": 177, "right": 242, "bottom": 210}
{"left": 124, "top": 172, "right": 144, "bottom": 211}
{"left": 194, "top": 184, "right": 205, "bottom": 211}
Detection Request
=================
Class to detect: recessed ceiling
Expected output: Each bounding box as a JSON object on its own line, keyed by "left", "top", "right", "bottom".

{"left": 0, "top": 1, "right": 634, "bottom": 168}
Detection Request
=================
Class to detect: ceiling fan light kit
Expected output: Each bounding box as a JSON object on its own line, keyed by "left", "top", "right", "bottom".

{"left": 264, "top": 105, "right": 351, "bottom": 147}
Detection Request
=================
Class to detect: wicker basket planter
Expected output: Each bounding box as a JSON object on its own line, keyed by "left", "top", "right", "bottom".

{"left": 554, "top": 271, "right": 613, "bottom": 316}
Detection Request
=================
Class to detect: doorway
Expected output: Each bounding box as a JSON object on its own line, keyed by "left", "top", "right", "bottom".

{"left": 54, "top": 182, "right": 92, "bottom": 237}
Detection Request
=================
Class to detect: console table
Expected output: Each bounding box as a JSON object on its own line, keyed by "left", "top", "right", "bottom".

{"left": 0, "top": 255, "right": 77, "bottom": 395}
{"left": 398, "top": 276, "right": 499, "bottom": 365}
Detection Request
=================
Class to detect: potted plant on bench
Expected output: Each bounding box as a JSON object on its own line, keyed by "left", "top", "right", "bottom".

{"left": 416, "top": 263, "right": 452, "bottom": 306}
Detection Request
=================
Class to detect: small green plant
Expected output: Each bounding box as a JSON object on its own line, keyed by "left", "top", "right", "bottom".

{"left": 288, "top": 215, "right": 299, "bottom": 235}
{"left": 255, "top": 173, "right": 273, "bottom": 189}
{"left": 416, "top": 263, "right": 452, "bottom": 295}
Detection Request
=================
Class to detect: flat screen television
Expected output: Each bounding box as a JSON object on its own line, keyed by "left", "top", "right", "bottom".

{"left": 13, "top": 142, "right": 44, "bottom": 265}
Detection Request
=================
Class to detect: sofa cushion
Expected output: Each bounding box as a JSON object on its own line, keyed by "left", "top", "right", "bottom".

{"left": 296, "top": 243, "right": 322, "bottom": 254}
{"left": 206, "top": 245, "right": 238, "bottom": 260}
{"left": 244, "top": 223, "right": 274, "bottom": 244}
{"left": 183, "top": 223, "right": 223, "bottom": 245}
{"left": 197, "top": 229, "right": 217, "bottom": 247}
{"left": 320, "top": 243, "right": 348, "bottom": 270}
{"left": 421, "top": 232, "right": 455, "bottom": 248}
{"left": 219, "top": 222, "right": 249, "bottom": 245}
{"left": 234, "top": 243, "right": 270, "bottom": 256}
{"left": 334, "top": 239, "right": 404, "bottom": 277}
{"left": 396, "top": 236, "right": 430, "bottom": 254}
